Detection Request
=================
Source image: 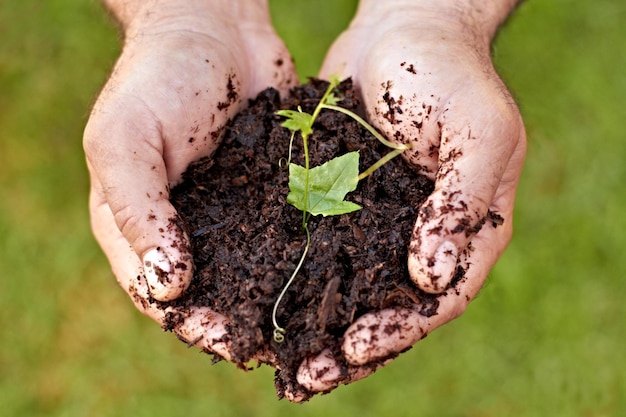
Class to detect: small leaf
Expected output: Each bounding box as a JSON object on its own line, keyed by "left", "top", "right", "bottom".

{"left": 275, "top": 109, "right": 313, "bottom": 138}
{"left": 325, "top": 92, "right": 342, "bottom": 106}
{"left": 287, "top": 152, "right": 362, "bottom": 216}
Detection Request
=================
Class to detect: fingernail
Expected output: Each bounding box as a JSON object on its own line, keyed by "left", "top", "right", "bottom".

{"left": 143, "top": 247, "right": 172, "bottom": 298}
{"left": 430, "top": 241, "right": 458, "bottom": 291}
{"left": 297, "top": 351, "right": 342, "bottom": 392}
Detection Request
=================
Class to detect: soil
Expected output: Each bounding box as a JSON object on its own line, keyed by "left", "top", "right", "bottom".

{"left": 167, "top": 78, "right": 439, "bottom": 400}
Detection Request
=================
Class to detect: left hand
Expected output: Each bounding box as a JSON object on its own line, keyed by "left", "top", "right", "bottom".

{"left": 297, "top": 1, "right": 526, "bottom": 393}
{"left": 83, "top": 0, "right": 301, "bottom": 392}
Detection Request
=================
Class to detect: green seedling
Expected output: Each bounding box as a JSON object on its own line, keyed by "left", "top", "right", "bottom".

{"left": 271, "top": 77, "right": 412, "bottom": 343}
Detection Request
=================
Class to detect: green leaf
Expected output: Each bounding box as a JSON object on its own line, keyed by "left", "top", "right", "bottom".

{"left": 275, "top": 109, "right": 313, "bottom": 138}
{"left": 325, "top": 92, "right": 342, "bottom": 106}
{"left": 287, "top": 151, "right": 362, "bottom": 216}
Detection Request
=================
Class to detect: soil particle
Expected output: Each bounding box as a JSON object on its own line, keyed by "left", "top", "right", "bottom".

{"left": 167, "top": 78, "right": 444, "bottom": 400}
{"left": 382, "top": 91, "right": 403, "bottom": 125}
{"left": 217, "top": 74, "right": 239, "bottom": 111}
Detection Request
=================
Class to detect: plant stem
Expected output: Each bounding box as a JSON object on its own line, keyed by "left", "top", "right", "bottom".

{"left": 311, "top": 81, "right": 338, "bottom": 124}
{"left": 301, "top": 132, "right": 311, "bottom": 228}
{"left": 358, "top": 148, "right": 406, "bottom": 181}
{"left": 321, "top": 103, "right": 412, "bottom": 180}
{"left": 272, "top": 82, "right": 337, "bottom": 342}
{"left": 321, "top": 104, "right": 411, "bottom": 151}
{"left": 300, "top": 81, "right": 338, "bottom": 227}
{"left": 279, "top": 130, "right": 296, "bottom": 169}
{"left": 272, "top": 224, "right": 311, "bottom": 343}
{"left": 272, "top": 78, "right": 411, "bottom": 343}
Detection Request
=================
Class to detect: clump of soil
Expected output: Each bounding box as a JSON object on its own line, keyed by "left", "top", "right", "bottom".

{"left": 168, "top": 78, "right": 436, "bottom": 399}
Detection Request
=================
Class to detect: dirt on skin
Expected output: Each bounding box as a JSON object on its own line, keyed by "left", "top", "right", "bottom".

{"left": 166, "top": 78, "right": 441, "bottom": 399}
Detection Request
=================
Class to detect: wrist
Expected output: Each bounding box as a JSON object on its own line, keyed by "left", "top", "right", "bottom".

{"left": 352, "top": 0, "right": 518, "bottom": 48}
{"left": 104, "top": 0, "right": 271, "bottom": 38}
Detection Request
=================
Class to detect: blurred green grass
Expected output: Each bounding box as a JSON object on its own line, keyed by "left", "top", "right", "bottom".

{"left": 1, "top": 0, "right": 625, "bottom": 416}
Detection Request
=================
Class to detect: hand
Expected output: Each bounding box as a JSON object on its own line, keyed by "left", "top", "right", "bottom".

{"left": 297, "top": 0, "right": 526, "bottom": 392}
{"left": 84, "top": 0, "right": 297, "bottom": 364}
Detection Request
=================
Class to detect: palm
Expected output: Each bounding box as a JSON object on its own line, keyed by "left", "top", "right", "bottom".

{"left": 299, "top": 19, "right": 526, "bottom": 392}
{"left": 84, "top": 20, "right": 298, "bottom": 385}
{"left": 92, "top": 28, "right": 295, "bottom": 181}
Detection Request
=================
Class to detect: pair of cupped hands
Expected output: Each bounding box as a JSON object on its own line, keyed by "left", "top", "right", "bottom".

{"left": 84, "top": 0, "right": 525, "bottom": 402}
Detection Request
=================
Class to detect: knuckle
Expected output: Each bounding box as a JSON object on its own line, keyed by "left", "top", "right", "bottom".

{"left": 111, "top": 204, "right": 144, "bottom": 244}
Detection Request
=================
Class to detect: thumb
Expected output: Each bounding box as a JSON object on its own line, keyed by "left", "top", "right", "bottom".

{"left": 84, "top": 111, "right": 193, "bottom": 302}
{"left": 408, "top": 106, "right": 524, "bottom": 294}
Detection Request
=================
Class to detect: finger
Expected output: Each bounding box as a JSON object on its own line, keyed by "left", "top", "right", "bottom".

{"left": 90, "top": 185, "right": 232, "bottom": 359}
{"left": 83, "top": 35, "right": 251, "bottom": 301}
{"left": 89, "top": 179, "right": 164, "bottom": 320}
{"left": 319, "top": 31, "right": 360, "bottom": 81}
{"left": 342, "top": 208, "right": 516, "bottom": 366}
{"left": 322, "top": 28, "right": 524, "bottom": 296}
{"left": 343, "top": 128, "right": 525, "bottom": 365}
{"left": 296, "top": 349, "right": 390, "bottom": 393}
{"left": 241, "top": 26, "right": 298, "bottom": 96}
{"left": 84, "top": 107, "right": 194, "bottom": 302}
{"left": 407, "top": 88, "right": 525, "bottom": 294}
{"left": 282, "top": 385, "right": 309, "bottom": 404}
{"left": 169, "top": 306, "right": 232, "bottom": 361}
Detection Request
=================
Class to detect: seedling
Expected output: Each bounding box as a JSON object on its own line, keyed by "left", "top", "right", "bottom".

{"left": 272, "top": 77, "right": 411, "bottom": 342}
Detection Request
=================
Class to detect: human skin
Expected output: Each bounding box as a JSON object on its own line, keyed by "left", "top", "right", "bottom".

{"left": 297, "top": 0, "right": 526, "bottom": 392}
{"left": 83, "top": 0, "right": 298, "bottom": 375}
{"left": 84, "top": 0, "right": 526, "bottom": 401}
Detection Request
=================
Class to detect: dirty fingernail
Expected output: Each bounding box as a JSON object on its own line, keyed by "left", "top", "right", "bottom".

{"left": 143, "top": 247, "right": 174, "bottom": 301}
{"left": 430, "top": 241, "right": 458, "bottom": 292}
{"left": 174, "top": 307, "right": 232, "bottom": 361}
{"left": 411, "top": 240, "right": 458, "bottom": 294}
{"left": 297, "top": 350, "right": 342, "bottom": 392}
{"left": 343, "top": 309, "right": 425, "bottom": 366}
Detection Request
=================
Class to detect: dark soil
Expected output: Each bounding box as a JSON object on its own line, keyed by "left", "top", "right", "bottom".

{"left": 167, "top": 78, "right": 437, "bottom": 400}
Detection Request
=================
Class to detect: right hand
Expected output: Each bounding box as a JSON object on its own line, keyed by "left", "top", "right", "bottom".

{"left": 298, "top": 0, "right": 526, "bottom": 394}
{"left": 83, "top": 0, "right": 297, "bottom": 363}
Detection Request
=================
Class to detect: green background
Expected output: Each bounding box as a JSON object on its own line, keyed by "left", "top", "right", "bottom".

{"left": 1, "top": 1, "right": 624, "bottom": 416}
